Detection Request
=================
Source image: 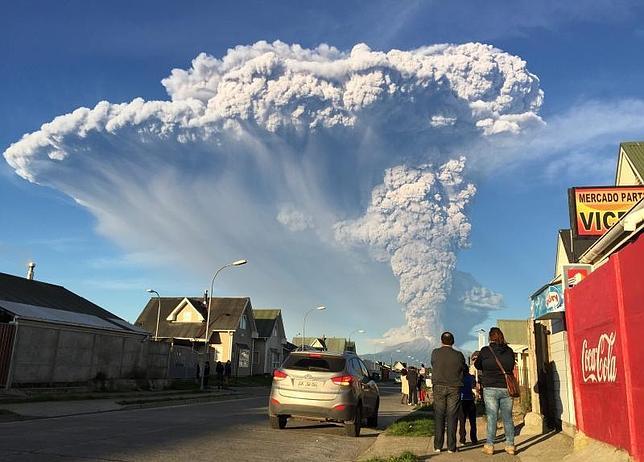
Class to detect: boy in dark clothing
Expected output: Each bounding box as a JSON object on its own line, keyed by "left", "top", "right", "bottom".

{"left": 203, "top": 361, "right": 211, "bottom": 388}
{"left": 407, "top": 367, "right": 419, "bottom": 405}
{"left": 224, "top": 360, "right": 232, "bottom": 386}
{"left": 215, "top": 361, "right": 225, "bottom": 389}
{"left": 458, "top": 369, "right": 478, "bottom": 445}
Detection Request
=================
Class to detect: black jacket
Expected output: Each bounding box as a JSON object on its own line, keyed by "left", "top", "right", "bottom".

{"left": 474, "top": 343, "right": 515, "bottom": 389}
{"left": 431, "top": 346, "right": 466, "bottom": 387}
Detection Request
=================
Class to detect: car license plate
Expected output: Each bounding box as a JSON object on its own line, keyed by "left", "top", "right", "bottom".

{"left": 296, "top": 380, "right": 319, "bottom": 389}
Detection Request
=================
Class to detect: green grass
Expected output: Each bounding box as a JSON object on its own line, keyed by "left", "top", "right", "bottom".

{"left": 365, "top": 451, "right": 419, "bottom": 462}
{"left": 385, "top": 409, "right": 436, "bottom": 437}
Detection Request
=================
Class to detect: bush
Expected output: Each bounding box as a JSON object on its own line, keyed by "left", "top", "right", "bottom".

{"left": 386, "top": 410, "right": 435, "bottom": 437}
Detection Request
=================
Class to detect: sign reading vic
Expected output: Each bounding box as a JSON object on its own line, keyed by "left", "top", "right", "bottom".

{"left": 531, "top": 283, "right": 564, "bottom": 320}
{"left": 569, "top": 186, "right": 644, "bottom": 237}
{"left": 581, "top": 332, "right": 617, "bottom": 384}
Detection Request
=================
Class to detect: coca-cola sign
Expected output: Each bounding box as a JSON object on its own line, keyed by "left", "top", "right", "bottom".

{"left": 581, "top": 332, "right": 617, "bottom": 384}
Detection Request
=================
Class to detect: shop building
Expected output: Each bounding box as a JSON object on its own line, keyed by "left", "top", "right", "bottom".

{"left": 526, "top": 141, "right": 644, "bottom": 460}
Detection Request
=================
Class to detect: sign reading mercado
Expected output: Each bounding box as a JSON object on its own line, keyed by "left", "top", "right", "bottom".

{"left": 569, "top": 186, "right": 644, "bottom": 237}
{"left": 531, "top": 283, "right": 564, "bottom": 320}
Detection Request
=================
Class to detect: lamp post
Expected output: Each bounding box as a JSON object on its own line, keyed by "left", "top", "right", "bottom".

{"left": 347, "top": 329, "right": 365, "bottom": 351}
{"left": 301, "top": 306, "right": 326, "bottom": 350}
{"left": 146, "top": 289, "right": 161, "bottom": 341}
{"left": 201, "top": 259, "right": 247, "bottom": 391}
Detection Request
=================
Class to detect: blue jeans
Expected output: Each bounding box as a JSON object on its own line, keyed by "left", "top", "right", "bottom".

{"left": 483, "top": 387, "right": 514, "bottom": 446}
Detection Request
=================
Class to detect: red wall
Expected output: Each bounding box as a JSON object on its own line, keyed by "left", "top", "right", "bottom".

{"left": 565, "top": 233, "right": 644, "bottom": 461}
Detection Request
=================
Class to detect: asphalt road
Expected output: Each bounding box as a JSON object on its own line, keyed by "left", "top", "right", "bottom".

{"left": 0, "top": 385, "right": 409, "bottom": 462}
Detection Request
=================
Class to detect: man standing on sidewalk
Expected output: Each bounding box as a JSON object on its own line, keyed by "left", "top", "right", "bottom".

{"left": 431, "top": 331, "right": 467, "bottom": 453}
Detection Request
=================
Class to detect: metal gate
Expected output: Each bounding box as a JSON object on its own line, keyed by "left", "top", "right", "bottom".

{"left": 0, "top": 324, "right": 16, "bottom": 387}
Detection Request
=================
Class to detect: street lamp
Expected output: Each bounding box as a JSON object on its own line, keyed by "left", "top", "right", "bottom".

{"left": 302, "top": 306, "right": 326, "bottom": 350}
{"left": 146, "top": 289, "right": 161, "bottom": 341}
{"left": 202, "top": 259, "right": 248, "bottom": 391}
{"left": 347, "top": 329, "right": 365, "bottom": 351}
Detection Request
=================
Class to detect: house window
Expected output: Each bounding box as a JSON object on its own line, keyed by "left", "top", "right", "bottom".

{"left": 271, "top": 351, "right": 281, "bottom": 370}
{"left": 240, "top": 314, "right": 247, "bottom": 330}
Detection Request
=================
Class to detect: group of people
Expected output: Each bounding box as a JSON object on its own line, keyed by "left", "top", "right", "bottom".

{"left": 200, "top": 360, "right": 232, "bottom": 389}
{"left": 425, "top": 328, "right": 517, "bottom": 455}
{"left": 399, "top": 364, "right": 430, "bottom": 405}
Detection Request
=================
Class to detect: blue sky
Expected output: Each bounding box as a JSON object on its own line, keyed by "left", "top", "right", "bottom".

{"left": 3, "top": 0, "right": 644, "bottom": 353}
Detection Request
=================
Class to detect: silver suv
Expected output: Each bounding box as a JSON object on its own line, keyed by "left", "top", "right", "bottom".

{"left": 268, "top": 350, "right": 380, "bottom": 436}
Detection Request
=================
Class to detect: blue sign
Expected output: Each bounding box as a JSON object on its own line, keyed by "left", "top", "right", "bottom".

{"left": 531, "top": 283, "right": 565, "bottom": 320}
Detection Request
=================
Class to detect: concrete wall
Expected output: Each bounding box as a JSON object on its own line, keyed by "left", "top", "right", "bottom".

{"left": 9, "top": 321, "right": 167, "bottom": 385}
{"left": 167, "top": 344, "right": 199, "bottom": 379}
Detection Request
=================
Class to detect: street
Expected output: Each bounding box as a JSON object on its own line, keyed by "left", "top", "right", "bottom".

{"left": 0, "top": 386, "right": 409, "bottom": 462}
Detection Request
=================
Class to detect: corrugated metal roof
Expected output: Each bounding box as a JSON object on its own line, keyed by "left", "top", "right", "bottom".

{"left": 0, "top": 272, "right": 143, "bottom": 335}
{"left": 622, "top": 141, "right": 644, "bottom": 177}
{"left": 0, "top": 300, "right": 146, "bottom": 334}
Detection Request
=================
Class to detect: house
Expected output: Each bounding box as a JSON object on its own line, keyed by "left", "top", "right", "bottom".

{"left": 252, "top": 309, "right": 287, "bottom": 374}
{"left": 0, "top": 270, "right": 152, "bottom": 388}
{"left": 135, "top": 295, "right": 258, "bottom": 376}
{"left": 392, "top": 361, "right": 406, "bottom": 372}
{"left": 290, "top": 336, "right": 356, "bottom": 353}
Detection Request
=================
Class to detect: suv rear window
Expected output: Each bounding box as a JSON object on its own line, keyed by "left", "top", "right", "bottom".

{"left": 282, "top": 354, "right": 346, "bottom": 372}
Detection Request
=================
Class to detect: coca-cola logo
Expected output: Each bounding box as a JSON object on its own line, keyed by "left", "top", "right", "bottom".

{"left": 581, "top": 332, "right": 617, "bottom": 384}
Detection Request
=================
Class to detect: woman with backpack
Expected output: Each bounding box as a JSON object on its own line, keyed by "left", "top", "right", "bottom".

{"left": 474, "top": 327, "right": 516, "bottom": 456}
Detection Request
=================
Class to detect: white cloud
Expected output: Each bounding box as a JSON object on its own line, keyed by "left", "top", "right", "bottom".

{"left": 3, "top": 40, "right": 543, "bottom": 345}
{"left": 276, "top": 204, "right": 314, "bottom": 232}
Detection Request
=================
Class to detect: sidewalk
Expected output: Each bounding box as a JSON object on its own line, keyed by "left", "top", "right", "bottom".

{"left": 359, "top": 408, "right": 574, "bottom": 462}
{"left": 0, "top": 387, "right": 243, "bottom": 420}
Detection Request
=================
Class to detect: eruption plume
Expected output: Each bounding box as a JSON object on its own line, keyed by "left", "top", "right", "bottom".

{"left": 3, "top": 41, "right": 543, "bottom": 343}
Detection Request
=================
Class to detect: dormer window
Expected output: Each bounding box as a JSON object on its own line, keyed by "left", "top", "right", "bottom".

{"left": 240, "top": 314, "right": 248, "bottom": 330}
{"left": 166, "top": 298, "right": 204, "bottom": 323}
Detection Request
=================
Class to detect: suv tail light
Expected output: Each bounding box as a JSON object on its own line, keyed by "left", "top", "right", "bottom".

{"left": 273, "top": 369, "right": 288, "bottom": 381}
{"left": 331, "top": 374, "right": 354, "bottom": 386}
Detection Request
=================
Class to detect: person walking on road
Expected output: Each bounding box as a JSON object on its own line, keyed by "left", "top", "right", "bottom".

{"left": 475, "top": 327, "right": 516, "bottom": 456}
{"left": 418, "top": 370, "right": 427, "bottom": 403}
{"left": 400, "top": 367, "right": 409, "bottom": 404}
{"left": 224, "top": 360, "right": 233, "bottom": 387}
{"left": 457, "top": 367, "right": 478, "bottom": 445}
{"left": 407, "top": 366, "right": 419, "bottom": 406}
{"left": 203, "top": 361, "right": 211, "bottom": 388}
{"left": 431, "top": 331, "right": 467, "bottom": 454}
{"left": 215, "top": 361, "right": 225, "bottom": 389}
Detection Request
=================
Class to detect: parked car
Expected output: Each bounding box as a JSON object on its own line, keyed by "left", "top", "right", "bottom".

{"left": 268, "top": 350, "right": 380, "bottom": 437}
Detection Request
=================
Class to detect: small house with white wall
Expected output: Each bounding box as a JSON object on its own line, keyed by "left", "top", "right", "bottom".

{"left": 252, "top": 309, "right": 287, "bottom": 374}
{"left": 135, "top": 295, "right": 258, "bottom": 376}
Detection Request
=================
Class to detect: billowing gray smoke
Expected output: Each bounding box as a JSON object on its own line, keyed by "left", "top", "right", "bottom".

{"left": 335, "top": 158, "right": 476, "bottom": 341}
{"left": 3, "top": 41, "right": 543, "bottom": 344}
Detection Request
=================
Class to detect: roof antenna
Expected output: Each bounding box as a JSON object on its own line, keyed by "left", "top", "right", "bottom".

{"left": 27, "top": 261, "right": 36, "bottom": 280}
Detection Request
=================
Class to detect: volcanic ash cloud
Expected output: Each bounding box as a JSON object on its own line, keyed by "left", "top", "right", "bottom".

{"left": 3, "top": 41, "right": 543, "bottom": 342}
{"left": 335, "top": 158, "right": 476, "bottom": 343}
